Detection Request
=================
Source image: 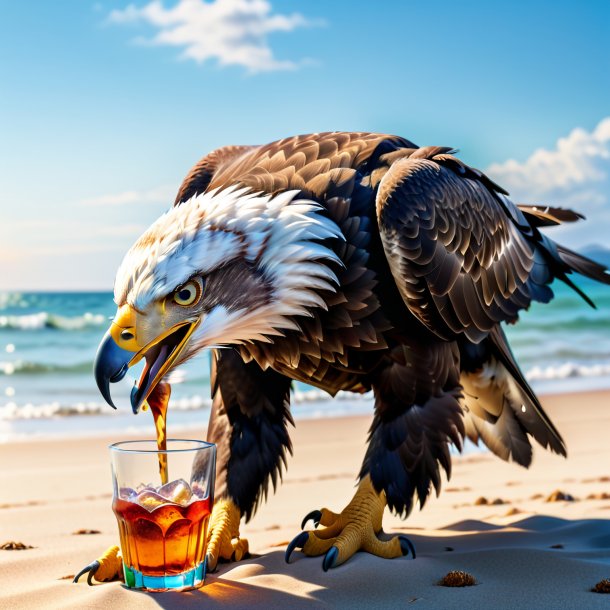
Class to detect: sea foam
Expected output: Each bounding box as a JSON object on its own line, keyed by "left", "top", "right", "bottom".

{"left": 0, "top": 312, "right": 106, "bottom": 331}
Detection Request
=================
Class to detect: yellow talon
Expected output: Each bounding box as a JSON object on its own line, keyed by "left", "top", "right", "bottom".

{"left": 205, "top": 498, "right": 248, "bottom": 571}
{"left": 73, "top": 545, "right": 123, "bottom": 585}
{"left": 286, "top": 475, "right": 416, "bottom": 570}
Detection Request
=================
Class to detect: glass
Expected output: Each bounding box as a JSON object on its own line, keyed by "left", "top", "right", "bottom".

{"left": 110, "top": 439, "right": 216, "bottom": 592}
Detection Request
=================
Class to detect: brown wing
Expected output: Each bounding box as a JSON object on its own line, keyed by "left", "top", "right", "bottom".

{"left": 176, "top": 132, "right": 417, "bottom": 205}
{"left": 174, "top": 144, "right": 257, "bottom": 205}
{"left": 376, "top": 149, "right": 554, "bottom": 343}
{"left": 517, "top": 204, "right": 585, "bottom": 227}
{"left": 208, "top": 132, "right": 406, "bottom": 196}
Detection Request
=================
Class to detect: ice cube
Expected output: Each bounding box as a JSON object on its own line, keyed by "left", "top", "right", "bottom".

{"left": 158, "top": 478, "right": 193, "bottom": 506}
{"left": 191, "top": 481, "right": 207, "bottom": 500}
{"left": 136, "top": 482, "right": 155, "bottom": 493}
{"left": 119, "top": 487, "right": 137, "bottom": 501}
{"left": 136, "top": 490, "right": 168, "bottom": 511}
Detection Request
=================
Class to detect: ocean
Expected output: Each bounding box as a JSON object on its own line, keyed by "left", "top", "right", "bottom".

{"left": 1, "top": 279, "right": 609, "bottom": 442}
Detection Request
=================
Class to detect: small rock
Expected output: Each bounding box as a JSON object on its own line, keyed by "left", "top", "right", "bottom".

{"left": 0, "top": 541, "right": 33, "bottom": 550}
{"left": 505, "top": 507, "right": 521, "bottom": 516}
{"left": 474, "top": 496, "right": 488, "bottom": 506}
{"left": 444, "top": 546, "right": 454, "bottom": 552}
{"left": 438, "top": 570, "right": 476, "bottom": 587}
{"left": 491, "top": 498, "right": 507, "bottom": 505}
{"left": 592, "top": 578, "right": 610, "bottom": 593}
{"left": 550, "top": 543, "right": 564, "bottom": 549}
{"left": 586, "top": 492, "right": 610, "bottom": 500}
{"left": 72, "top": 529, "right": 101, "bottom": 535}
{"left": 545, "top": 490, "right": 575, "bottom": 502}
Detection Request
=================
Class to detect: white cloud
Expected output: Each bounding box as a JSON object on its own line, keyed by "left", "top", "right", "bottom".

{"left": 108, "top": 0, "right": 320, "bottom": 73}
{"left": 486, "top": 118, "right": 610, "bottom": 247}
{"left": 78, "top": 184, "right": 175, "bottom": 206}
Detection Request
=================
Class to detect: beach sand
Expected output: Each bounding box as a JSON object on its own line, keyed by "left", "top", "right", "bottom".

{"left": 1, "top": 389, "right": 610, "bottom": 609}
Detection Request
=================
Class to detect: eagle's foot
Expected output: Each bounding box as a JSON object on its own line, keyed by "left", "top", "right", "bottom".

{"left": 206, "top": 498, "right": 249, "bottom": 572}
{"left": 286, "top": 475, "right": 415, "bottom": 570}
{"left": 73, "top": 545, "right": 123, "bottom": 585}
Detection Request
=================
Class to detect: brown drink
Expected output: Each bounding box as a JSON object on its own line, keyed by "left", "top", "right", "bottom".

{"left": 113, "top": 486, "right": 211, "bottom": 579}
{"left": 146, "top": 382, "right": 170, "bottom": 484}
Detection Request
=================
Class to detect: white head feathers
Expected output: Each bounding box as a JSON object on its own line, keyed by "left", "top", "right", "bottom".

{"left": 114, "top": 185, "right": 344, "bottom": 347}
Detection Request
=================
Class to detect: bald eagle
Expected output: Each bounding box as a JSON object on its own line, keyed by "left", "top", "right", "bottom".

{"left": 93, "top": 132, "right": 610, "bottom": 572}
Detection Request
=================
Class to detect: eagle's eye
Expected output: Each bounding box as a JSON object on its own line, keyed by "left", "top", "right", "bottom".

{"left": 173, "top": 280, "right": 202, "bottom": 307}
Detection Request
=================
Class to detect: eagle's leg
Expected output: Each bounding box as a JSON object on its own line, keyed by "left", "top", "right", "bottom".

{"left": 288, "top": 342, "right": 464, "bottom": 570}
{"left": 286, "top": 474, "right": 415, "bottom": 570}
{"left": 205, "top": 349, "right": 293, "bottom": 571}
{"left": 205, "top": 497, "right": 247, "bottom": 571}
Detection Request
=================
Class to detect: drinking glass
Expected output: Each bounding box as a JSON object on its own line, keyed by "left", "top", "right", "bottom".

{"left": 110, "top": 439, "right": 216, "bottom": 592}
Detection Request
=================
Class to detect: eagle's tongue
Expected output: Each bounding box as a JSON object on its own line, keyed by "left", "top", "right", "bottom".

{"left": 132, "top": 344, "right": 170, "bottom": 414}
{"left": 149, "top": 344, "right": 170, "bottom": 382}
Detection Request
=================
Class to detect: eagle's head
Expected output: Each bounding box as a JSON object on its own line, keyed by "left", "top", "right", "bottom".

{"left": 94, "top": 186, "right": 342, "bottom": 413}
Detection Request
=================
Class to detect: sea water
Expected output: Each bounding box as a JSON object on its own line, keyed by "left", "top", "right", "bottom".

{"left": 1, "top": 279, "right": 609, "bottom": 442}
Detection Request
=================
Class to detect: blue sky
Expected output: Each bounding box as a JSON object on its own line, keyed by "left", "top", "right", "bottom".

{"left": 1, "top": 0, "right": 609, "bottom": 290}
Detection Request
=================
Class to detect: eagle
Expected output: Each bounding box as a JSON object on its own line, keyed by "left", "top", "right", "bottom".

{"left": 91, "top": 131, "right": 610, "bottom": 574}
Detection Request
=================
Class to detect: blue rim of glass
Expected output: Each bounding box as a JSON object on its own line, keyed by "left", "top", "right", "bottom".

{"left": 109, "top": 439, "right": 215, "bottom": 454}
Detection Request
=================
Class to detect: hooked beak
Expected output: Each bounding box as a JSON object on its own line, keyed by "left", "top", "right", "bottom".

{"left": 93, "top": 330, "right": 133, "bottom": 409}
{"left": 94, "top": 304, "right": 199, "bottom": 414}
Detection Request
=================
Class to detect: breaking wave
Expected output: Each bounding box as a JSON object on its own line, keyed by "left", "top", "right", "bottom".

{"left": 0, "top": 395, "right": 212, "bottom": 421}
{"left": 526, "top": 362, "right": 610, "bottom": 381}
{"left": 2, "top": 360, "right": 610, "bottom": 423}
{"left": 0, "top": 312, "right": 107, "bottom": 331}
{"left": 0, "top": 389, "right": 374, "bottom": 422}
{"left": 0, "top": 360, "right": 92, "bottom": 375}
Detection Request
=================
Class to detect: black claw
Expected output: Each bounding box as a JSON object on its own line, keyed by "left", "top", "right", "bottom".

{"left": 398, "top": 536, "right": 416, "bottom": 559}
{"left": 73, "top": 560, "right": 100, "bottom": 585}
{"left": 322, "top": 546, "right": 338, "bottom": 572}
{"left": 301, "top": 510, "right": 322, "bottom": 530}
{"left": 285, "top": 531, "right": 310, "bottom": 564}
{"left": 87, "top": 568, "right": 97, "bottom": 586}
{"left": 205, "top": 554, "right": 219, "bottom": 573}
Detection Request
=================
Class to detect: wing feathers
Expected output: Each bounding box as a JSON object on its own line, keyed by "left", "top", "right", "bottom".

{"left": 460, "top": 327, "right": 566, "bottom": 465}
{"left": 377, "top": 156, "right": 538, "bottom": 342}
{"left": 518, "top": 204, "right": 585, "bottom": 227}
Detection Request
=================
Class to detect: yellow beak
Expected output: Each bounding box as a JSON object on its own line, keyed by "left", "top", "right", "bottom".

{"left": 94, "top": 304, "right": 200, "bottom": 413}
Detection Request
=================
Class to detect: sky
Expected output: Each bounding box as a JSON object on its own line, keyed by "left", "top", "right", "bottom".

{"left": 1, "top": 0, "right": 609, "bottom": 290}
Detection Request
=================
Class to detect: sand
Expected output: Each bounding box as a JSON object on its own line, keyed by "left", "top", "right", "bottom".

{"left": 1, "top": 389, "right": 610, "bottom": 609}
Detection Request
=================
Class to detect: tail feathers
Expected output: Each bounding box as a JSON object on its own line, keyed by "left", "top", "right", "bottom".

{"left": 555, "top": 244, "right": 610, "bottom": 286}
{"left": 518, "top": 204, "right": 584, "bottom": 227}
{"left": 462, "top": 382, "right": 533, "bottom": 467}
{"left": 542, "top": 237, "right": 610, "bottom": 309}
{"left": 460, "top": 328, "right": 566, "bottom": 467}
{"left": 531, "top": 233, "right": 610, "bottom": 310}
{"left": 519, "top": 203, "right": 610, "bottom": 305}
